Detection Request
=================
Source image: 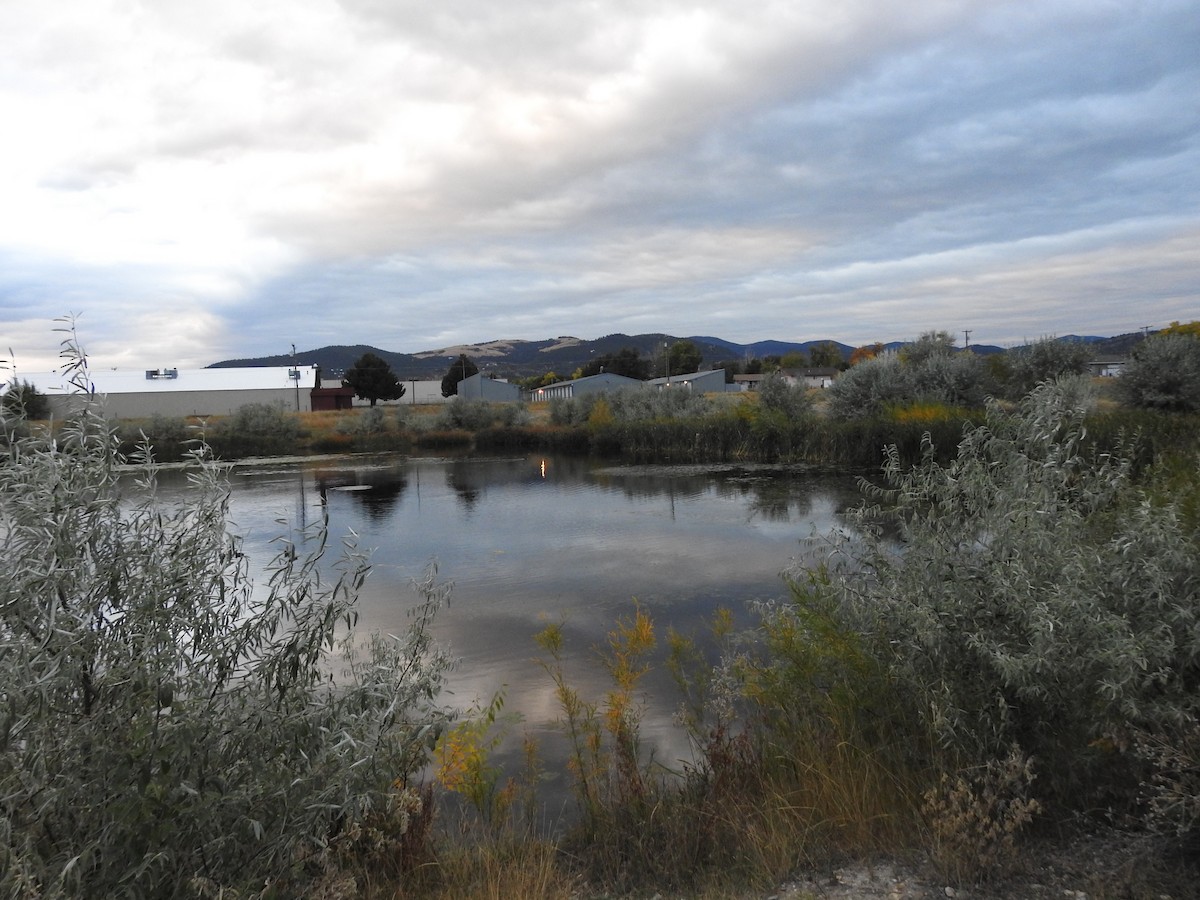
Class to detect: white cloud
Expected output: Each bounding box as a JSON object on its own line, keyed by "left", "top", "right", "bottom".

{"left": 1, "top": 0, "right": 1197, "bottom": 368}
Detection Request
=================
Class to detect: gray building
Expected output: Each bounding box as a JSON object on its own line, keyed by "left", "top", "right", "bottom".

{"left": 529, "top": 372, "right": 644, "bottom": 401}
{"left": 645, "top": 369, "right": 728, "bottom": 393}
{"left": 457, "top": 372, "right": 521, "bottom": 402}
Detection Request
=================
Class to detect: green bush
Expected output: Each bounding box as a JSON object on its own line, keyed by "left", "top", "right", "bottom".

{"left": 550, "top": 388, "right": 714, "bottom": 428}
{"left": 826, "top": 355, "right": 914, "bottom": 420}
{"left": 756, "top": 373, "right": 812, "bottom": 419}
{"left": 0, "top": 381, "right": 452, "bottom": 895}
{"left": 1, "top": 379, "right": 50, "bottom": 420}
{"left": 117, "top": 412, "right": 194, "bottom": 462}
{"left": 331, "top": 406, "right": 412, "bottom": 452}
{"left": 548, "top": 394, "right": 599, "bottom": 426}
{"left": 1118, "top": 332, "right": 1200, "bottom": 412}
{"left": 820, "top": 377, "right": 1199, "bottom": 806}
{"left": 827, "top": 347, "right": 991, "bottom": 421}
{"left": 207, "top": 401, "right": 302, "bottom": 458}
{"left": 995, "top": 337, "right": 1092, "bottom": 400}
{"left": 910, "top": 351, "right": 991, "bottom": 408}
{"left": 437, "top": 399, "right": 530, "bottom": 430}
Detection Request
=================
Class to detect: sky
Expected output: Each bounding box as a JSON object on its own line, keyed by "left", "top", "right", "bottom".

{"left": 2, "top": 0, "right": 1198, "bottom": 374}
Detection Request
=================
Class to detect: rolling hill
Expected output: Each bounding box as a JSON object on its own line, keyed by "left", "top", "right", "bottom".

{"left": 210, "top": 331, "right": 1139, "bottom": 379}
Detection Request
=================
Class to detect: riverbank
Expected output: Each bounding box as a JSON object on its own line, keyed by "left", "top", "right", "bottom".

{"left": 4, "top": 383, "right": 1197, "bottom": 899}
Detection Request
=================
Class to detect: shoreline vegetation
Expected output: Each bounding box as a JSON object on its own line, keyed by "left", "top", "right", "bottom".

{"left": 106, "top": 381, "right": 1197, "bottom": 474}
{"left": 3, "top": 339, "right": 1199, "bottom": 897}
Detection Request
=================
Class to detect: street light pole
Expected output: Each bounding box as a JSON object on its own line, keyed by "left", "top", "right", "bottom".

{"left": 291, "top": 343, "right": 300, "bottom": 411}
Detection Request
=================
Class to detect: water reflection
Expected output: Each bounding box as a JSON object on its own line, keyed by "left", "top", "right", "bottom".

{"left": 312, "top": 465, "right": 410, "bottom": 522}
{"left": 154, "top": 453, "right": 864, "bottom": 793}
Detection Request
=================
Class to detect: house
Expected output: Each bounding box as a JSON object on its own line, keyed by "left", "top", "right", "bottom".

{"left": 734, "top": 368, "right": 838, "bottom": 391}
{"left": 732, "top": 374, "right": 765, "bottom": 391}
{"left": 792, "top": 367, "right": 840, "bottom": 388}
{"left": 1087, "top": 356, "right": 1128, "bottom": 377}
{"left": 786, "top": 367, "right": 839, "bottom": 389}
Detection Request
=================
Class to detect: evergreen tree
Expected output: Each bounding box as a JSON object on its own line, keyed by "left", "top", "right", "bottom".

{"left": 580, "top": 347, "right": 651, "bottom": 379}
{"left": 658, "top": 340, "right": 702, "bottom": 377}
{"left": 441, "top": 354, "right": 479, "bottom": 397}
{"left": 343, "top": 352, "right": 406, "bottom": 407}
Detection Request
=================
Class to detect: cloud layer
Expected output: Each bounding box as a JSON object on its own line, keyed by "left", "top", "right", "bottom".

{"left": 2, "top": 0, "right": 1197, "bottom": 371}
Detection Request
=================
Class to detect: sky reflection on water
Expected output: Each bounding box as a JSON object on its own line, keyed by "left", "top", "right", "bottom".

{"left": 155, "top": 453, "right": 864, "bottom": 782}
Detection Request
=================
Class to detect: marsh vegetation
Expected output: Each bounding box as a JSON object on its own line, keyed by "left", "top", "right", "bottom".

{"left": 3, "top": 329, "right": 1199, "bottom": 897}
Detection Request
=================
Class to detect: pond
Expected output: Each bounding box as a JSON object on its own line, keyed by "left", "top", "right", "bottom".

{"left": 153, "top": 453, "right": 866, "bottom": 796}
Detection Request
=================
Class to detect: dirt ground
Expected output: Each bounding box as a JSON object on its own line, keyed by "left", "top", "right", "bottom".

{"left": 766, "top": 825, "right": 1197, "bottom": 900}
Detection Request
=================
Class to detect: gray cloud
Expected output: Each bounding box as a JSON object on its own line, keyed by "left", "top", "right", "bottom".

{"left": 1, "top": 0, "right": 1197, "bottom": 371}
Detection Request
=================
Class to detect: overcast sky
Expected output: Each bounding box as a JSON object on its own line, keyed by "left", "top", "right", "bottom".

{"left": 2, "top": 0, "right": 1197, "bottom": 373}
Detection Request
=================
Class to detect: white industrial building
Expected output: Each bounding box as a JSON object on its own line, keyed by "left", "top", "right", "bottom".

{"left": 23, "top": 366, "right": 320, "bottom": 419}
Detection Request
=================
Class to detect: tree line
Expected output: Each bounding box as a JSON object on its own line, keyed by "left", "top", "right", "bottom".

{"left": 6, "top": 326, "right": 1200, "bottom": 414}
{"left": 275, "top": 325, "right": 1200, "bottom": 414}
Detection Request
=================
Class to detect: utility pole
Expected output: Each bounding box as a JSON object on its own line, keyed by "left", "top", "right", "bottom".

{"left": 291, "top": 343, "right": 300, "bottom": 411}
{"left": 963, "top": 329, "right": 972, "bottom": 349}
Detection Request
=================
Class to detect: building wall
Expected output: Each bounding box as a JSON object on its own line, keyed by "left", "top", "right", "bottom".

{"left": 646, "top": 369, "right": 727, "bottom": 393}
{"left": 47, "top": 388, "right": 312, "bottom": 420}
{"left": 531, "top": 373, "right": 644, "bottom": 401}
{"left": 379, "top": 380, "right": 449, "bottom": 405}
{"left": 457, "top": 373, "right": 521, "bottom": 402}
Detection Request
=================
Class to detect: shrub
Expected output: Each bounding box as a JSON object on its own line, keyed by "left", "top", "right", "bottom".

{"left": 207, "top": 401, "right": 302, "bottom": 457}
{"left": 997, "top": 337, "right": 1092, "bottom": 399}
{"left": 1, "top": 379, "right": 50, "bottom": 420}
{"left": 437, "top": 399, "right": 530, "bottom": 430}
{"left": 822, "top": 377, "right": 1200, "bottom": 807}
{"left": 756, "top": 373, "right": 812, "bottom": 419}
{"left": 826, "top": 344, "right": 993, "bottom": 421}
{"left": 549, "top": 394, "right": 599, "bottom": 426}
{"left": 331, "top": 405, "right": 412, "bottom": 452}
{"left": 0, "top": 360, "right": 452, "bottom": 896}
{"left": 1118, "top": 332, "right": 1200, "bottom": 412}
{"left": 910, "top": 351, "right": 991, "bottom": 408}
{"left": 825, "top": 354, "right": 914, "bottom": 420}
{"left": 606, "top": 386, "right": 715, "bottom": 421}
{"left": 922, "top": 747, "right": 1041, "bottom": 885}
{"left": 120, "top": 412, "right": 195, "bottom": 462}
{"left": 549, "top": 388, "right": 715, "bottom": 428}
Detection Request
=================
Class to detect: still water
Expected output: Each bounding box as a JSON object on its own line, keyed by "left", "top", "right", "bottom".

{"left": 156, "top": 453, "right": 863, "bottom": 774}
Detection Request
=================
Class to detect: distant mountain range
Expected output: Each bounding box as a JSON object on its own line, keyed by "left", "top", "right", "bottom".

{"left": 210, "top": 331, "right": 1143, "bottom": 379}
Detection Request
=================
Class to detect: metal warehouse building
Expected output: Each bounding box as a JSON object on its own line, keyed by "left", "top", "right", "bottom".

{"left": 25, "top": 365, "right": 321, "bottom": 419}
